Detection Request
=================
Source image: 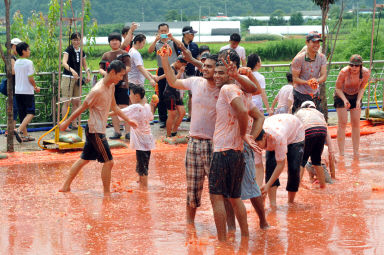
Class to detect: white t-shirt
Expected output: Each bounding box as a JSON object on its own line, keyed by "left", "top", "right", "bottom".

{"left": 276, "top": 84, "right": 293, "bottom": 108}
{"left": 119, "top": 103, "right": 155, "bottom": 151}
{"left": 14, "top": 58, "right": 35, "bottom": 95}
{"left": 181, "top": 77, "right": 220, "bottom": 139}
{"left": 250, "top": 71, "right": 266, "bottom": 111}
{"left": 128, "top": 48, "right": 145, "bottom": 85}
{"left": 220, "top": 44, "right": 246, "bottom": 61}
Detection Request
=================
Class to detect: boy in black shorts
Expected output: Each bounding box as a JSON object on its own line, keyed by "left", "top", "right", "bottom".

{"left": 162, "top": 55, "right": 187, "bottom": 137}
{"left": 14, "top": 42, "right": 40, "bottom": 143}
{"left": 59, "top": 60, "right": 137, "bottom": 195}
{"left": 99, "top": 32, "right": 131, "bottom": 140}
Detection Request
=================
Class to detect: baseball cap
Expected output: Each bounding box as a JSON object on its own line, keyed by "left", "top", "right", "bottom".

{"left": 177, "top": 55, "right": 187, "bottom": 63}
{"left": 182, "top": 26, "right": 197, "bottom": 34}
{"left": 11, "top": 38, "right": 22, "bottom": 45}
{"left": 200, "top": 52, "right": 210, "bottom": 60}
{"left": 349, "top": 54, "right": 363, "bottom": 65}
{"left": 306, "top": 31, "right": 322, "bottom": 42}
{"left": 301, "top": 101, "right": 316, "bottom": 109}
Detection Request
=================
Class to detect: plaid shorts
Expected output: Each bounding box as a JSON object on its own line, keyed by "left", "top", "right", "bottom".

{"left": 185, "top": 137, "right": 213, "bottom": 208}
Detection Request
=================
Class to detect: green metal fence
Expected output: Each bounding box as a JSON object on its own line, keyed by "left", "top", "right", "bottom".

{"left": 1, "top": 60, "right": 383, "bottom": 128}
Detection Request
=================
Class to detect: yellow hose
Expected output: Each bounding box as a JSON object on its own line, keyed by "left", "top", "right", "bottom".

{"left": 37, "top": 105, "right": 70, "bottom": 150}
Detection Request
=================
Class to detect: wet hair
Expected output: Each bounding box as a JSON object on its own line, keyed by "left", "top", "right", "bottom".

{"left": 206, "top": 54, "right": 218, "bottom": 63}
{"left": 255, "top": 129, "right": 265, "bottom": 141}
{"left": 199, "top": 45, "right": 210, "bottom": 54}
{"left": 286, "top": 72, "right": 293, "bottom": 83}
{"left": 158, "top": 23, "right": 169, "bottom": 30}
{"left": 70, "top": 32, "right": 81, "bottom": 40}
{"left": 218, "top": 48, "right": 240, "bottom": 69}
{"left": 108, "top": 32, "right": 122, "bottom": 43}
{"left": 16, "top": 42, "right": 29, "bottom": 56}
{"left": 121, "top": 25, "right": 130, "bottom": 35}
{"left": 107, "top": 60, "right": 126, "bottom": 74}
{"left": 230, "top": 33, "right": 241, "bottom": 42}
{"left": 133, "top": 34, "right": 146, "bottom": 44}
{"left": 130, "top": 84, "right": 145, "bottom": 99}
{"left": 247, "top": 53, "right": 261, "bottom": 69}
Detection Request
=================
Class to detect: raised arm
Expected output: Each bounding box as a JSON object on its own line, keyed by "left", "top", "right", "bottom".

{"left": 121, "top": 22, "right": 138, "bottom": 50}
{"left": 169, "top": 33, "right": 204, "bottom": 70}
{"left": 148, "top": 34, "right": 161, "bottom": 53}
{"left": 160, "top": 49, "right": 189, "bottom": 90}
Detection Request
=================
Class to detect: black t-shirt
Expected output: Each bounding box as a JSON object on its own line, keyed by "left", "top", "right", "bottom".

{"left": 63, "top": 45, "right": 86, "bottom": 76}
{"left": 164, "top": 66, "right": 181, "bottom": 98}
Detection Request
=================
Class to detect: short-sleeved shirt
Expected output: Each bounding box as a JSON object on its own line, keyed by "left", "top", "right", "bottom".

{"left": 291, "top": 51, "right": 327, "bottom": 95}
{"left": 295, "top": 108, "right": 327, "bottom": 131}
{"left": 213, "top": 84, "right": 247, "bottom": 152}
{"left": 255, "top": 114, "right": 305, "bottom": 164}
{"left": 100, "top": 50, "right": 130, "bottom": 89}
{"left": 128, "top": 47, "right": 145, "bottom": 85}
{"left": 181, "top": 77, "right": 220, "bottom": 139}
{"left": 84, "top": 79, "right": 114, "bottom": 134}
{"left": 182, "top": 39, "right": 199, "bottom": 76}
{"left": 220, "top": 44, "right": 246, "bottom": 62}
{"left": 250, "top": 71, "right": 266, "bottom": 111}
{"left": 63, "top": 45, "right": 86, "bottom": 77}
{"left": 120, "top": 103, "right": 155, "bottom": 151}
{"left": 155, "top": 40, "right": 178, "bottom": 68}
{"left": 14, "top": 58, "right": 35, "bottom": 95}
{"left": 276, "top": 84, "right": 294, "bottom": 108}
{"left": 335, "top": 66, "right": 370, "bottom": 95}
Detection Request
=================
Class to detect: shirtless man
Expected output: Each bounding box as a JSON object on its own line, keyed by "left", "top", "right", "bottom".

{"left": 59, "top": 60, "right": 137, "bottom": 195}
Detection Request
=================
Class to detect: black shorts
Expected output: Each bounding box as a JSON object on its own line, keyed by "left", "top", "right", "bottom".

{"left": 265, "top": 141, "right": 304, "bottom": 192}
{"left": 334, "top": 93, "right": 361, "bottom": 109}
{"left": 115, "top": 87, "right": 129, "bottom": 105}
{"left": 81, "top": 125, "right": 113, "bottom": 163}
{"left": 136, "top": 150, "right": 151, "bottom": 176}
{"left": 301, "top": 127, "right": 327, "bottom": 167}
{"left": 164, "top": 94, "right": 184, "bottom": 110}
{"left": 292, "top": 89, "right": 322, "bottom": 113}
{"left": 209, "top": 150, "right": 245, "bottom": 198}
{"left": 15, "top": 94, "right": 35, "bottom": 122}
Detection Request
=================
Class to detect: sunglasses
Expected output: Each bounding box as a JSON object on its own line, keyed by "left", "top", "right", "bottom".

{"left": 349, "top": 64, "right": 361, "bottom": 67}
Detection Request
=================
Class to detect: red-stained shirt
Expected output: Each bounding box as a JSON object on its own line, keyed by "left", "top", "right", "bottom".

{"left": 335, "top": 66, "right": 370, "bottom": 95}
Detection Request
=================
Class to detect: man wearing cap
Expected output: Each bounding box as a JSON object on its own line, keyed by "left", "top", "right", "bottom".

{"left": 254, "top": 114, "right": 305, "bottom": 207}
{"left": 291, "top": 31, "right": 327, "bottom": 113}
{"left": 182, "top": 26, "right": 199, "bottom": 121}
{"left": 295, "top": 101, "right": 333, "bottom": 189}
{"left": 148, "top": 23, "right": 180, "bottom": 128}
{"left": 220, "top": 33, "right": 247, "bottom": 67}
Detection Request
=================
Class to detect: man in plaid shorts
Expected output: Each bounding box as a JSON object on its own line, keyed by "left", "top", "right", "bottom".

{"left": 160, "top": 48, "right": 259, "bottom": 227}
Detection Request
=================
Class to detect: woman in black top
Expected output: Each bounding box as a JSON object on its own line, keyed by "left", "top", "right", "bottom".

{"left": 60, "top": 32, "right": 91, "bottom": 129}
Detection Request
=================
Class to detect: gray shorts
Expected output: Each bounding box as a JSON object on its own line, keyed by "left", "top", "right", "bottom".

{"left": 241, "top": 143, "right": 262, "bottom": 200}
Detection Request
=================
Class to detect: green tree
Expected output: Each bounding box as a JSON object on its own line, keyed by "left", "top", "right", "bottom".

{"left": 312, "top": 0, "right": 338, "bottom": 120}
{"left": 269, "top": 9, "right": 286, "bottom": 26}
{"left": 164, "top": 10, "right": 188, "bottom": 22}
{"left": 289, "top": 12, "right": 304, "bottom": 25}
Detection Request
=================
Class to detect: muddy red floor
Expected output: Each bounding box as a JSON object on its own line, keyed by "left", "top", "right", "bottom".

{"left": 1, "top": 133, "right": 384, "bottom": 254}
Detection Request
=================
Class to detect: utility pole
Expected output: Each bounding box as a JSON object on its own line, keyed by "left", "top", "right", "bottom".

{"left": 225, "top": 1, "right": 228, "bottom": 16}
{"left": 199, "top": 6, "right": 201, "bottom": 42}
{"left": 181, "top": 9, "right": 183, "bottom": 22}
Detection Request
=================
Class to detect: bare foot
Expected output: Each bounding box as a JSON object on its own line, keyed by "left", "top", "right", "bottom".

{"left": 59, "top": 186, "right": 71, "bottom": 192}
{"left": 260, "top": 221, "right": 270, "bottom": 229}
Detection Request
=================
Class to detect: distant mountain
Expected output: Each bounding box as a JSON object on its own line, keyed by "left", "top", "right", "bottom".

{"left": 0, "top": 0, "right": 374, "bottom": 24}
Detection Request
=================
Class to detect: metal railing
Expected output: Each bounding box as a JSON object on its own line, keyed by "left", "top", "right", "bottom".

{"left": 1, "top": 61, "right": 383, "bottom": 127}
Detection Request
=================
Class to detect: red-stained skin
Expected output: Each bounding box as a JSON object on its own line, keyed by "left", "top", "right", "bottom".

{"left": 0, "top": 132, "right": 384, "bottom": 254}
